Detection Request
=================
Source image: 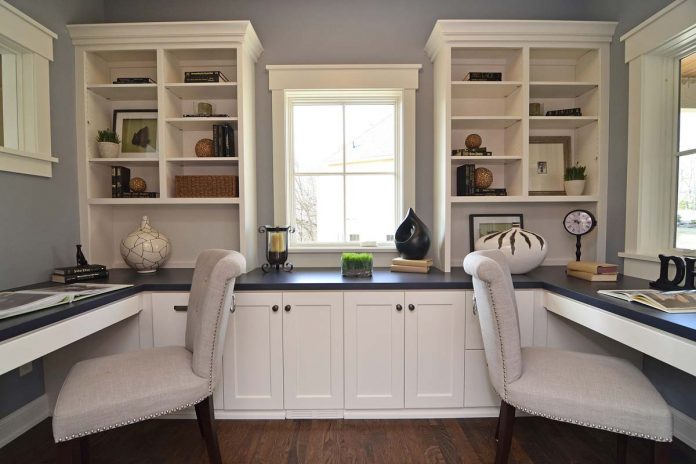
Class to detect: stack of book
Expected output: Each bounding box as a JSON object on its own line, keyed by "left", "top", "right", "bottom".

{"left": 112, "top": 77, "right": 156, "bottom": 84}
{"left": 52, "top": 264, "right": 109, "bottom": 284}
{"left": 111, "top": 166, "right": 159, "bottom": 198}
{"left": 184, "top": 71, "right": 229, "bottom": 83}
{"left": 390, "top": 258, "right": 432, "bottom": 274}
{"left": 455, "top": 164, "right": 507, "bottom": 196}
{"left": 212, "top": 124, "right": 236, "bottom": 157}
{"left": 452, "top": 147, "right": 492, "bottom": 157}
{"left": 566, "top": 261, "right": 618, "bottom": 282}
{"left": 463, "top": 72, "right": 502, "bottom": 81}
{"left": 546, "top": 107, "right": 582, "bottom": 117}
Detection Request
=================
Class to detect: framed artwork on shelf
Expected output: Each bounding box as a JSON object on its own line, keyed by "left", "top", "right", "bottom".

{"left": 113, "top": 109, "right": 158, "bottom": 156}
{"left": 469, "top": 214, "right": 524, "bottom": 251}
{"left": 528, "top": 136, "right": 570, "bottom": 195}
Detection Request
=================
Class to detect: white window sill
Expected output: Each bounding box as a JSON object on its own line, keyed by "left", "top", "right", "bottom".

{"left": 289, "top": 245, "right": 398, "bottom": 254}
{"left": 619, "top": 251, "right": 696, "bottom": 263}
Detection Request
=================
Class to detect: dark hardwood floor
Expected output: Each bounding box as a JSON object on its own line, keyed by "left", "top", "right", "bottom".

{"left": 1, "top": 416, "right": 695, "bottom": 463}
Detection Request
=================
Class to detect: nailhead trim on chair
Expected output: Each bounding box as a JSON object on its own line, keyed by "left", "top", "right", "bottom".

{"left": 207, "top": 277, "right": 233, "bottom": 394}
{"left": 485, "top": 282, "right": 510, "bottom": 399}
{"left": 506, "top": 400, "right": 673, "bottom": 443}
{"left": 55, "top": 395, "right": 209, "bottom": 443}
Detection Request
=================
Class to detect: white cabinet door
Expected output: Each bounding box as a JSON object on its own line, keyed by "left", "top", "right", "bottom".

{"left": 464, "top": 350, "right": 499, "bottom": 407}
{"left": 151, "top": 293, "right": 189, "bottom": 347}
{"left": 344, "top": 292, "right": 404, "bottom": 409}
{"left": 223, "top": 292, "right": 284, "bottom": 410}
{"left": 283, "top": 292, "right": 343, "bottom": 410}
{"left": 465, "top": 290, "right": 535, "bottom": 350}
{"left": 404, "top": 291, "right": 465, "bottom": 409}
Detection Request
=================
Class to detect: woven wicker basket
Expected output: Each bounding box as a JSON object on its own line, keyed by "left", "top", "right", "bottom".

{"left": 175, "top": 175, "right": 238, "bottom": 198}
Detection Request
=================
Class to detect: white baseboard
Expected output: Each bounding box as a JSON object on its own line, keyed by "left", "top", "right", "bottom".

{"left": 343, "top": 407, "right": 499, "bottom": 419}
{"left": 672, "top": 407, "right": 696, "bottom": 451}
{"left": 0, "top": 395, "right": 50, "bottom": 449}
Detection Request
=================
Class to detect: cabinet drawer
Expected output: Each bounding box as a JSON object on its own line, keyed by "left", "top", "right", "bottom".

{"left": 151, "top": 293, "right": 189, "bottom": 347}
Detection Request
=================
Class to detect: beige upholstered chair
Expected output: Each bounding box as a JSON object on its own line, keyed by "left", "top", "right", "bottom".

{"left": 53, "top": 249, "right": 246, "bottom": 464}
{"left": 463, "top": 250, "right": 672, "bottom": 464}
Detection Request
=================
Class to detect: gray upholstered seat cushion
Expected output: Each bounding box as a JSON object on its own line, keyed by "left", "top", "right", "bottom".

{"left": 506, "top": 347, "right": 672, "bottom": 441}
{"left": 53, "top": 346, "right": 209, "bottom": 442}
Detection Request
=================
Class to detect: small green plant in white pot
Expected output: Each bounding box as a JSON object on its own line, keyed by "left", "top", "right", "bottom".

{"left": 564, "top": 163, "right": 586, "bottom": 196}
{"left": 96, "top": 129, "right": 120, "bottom": 158}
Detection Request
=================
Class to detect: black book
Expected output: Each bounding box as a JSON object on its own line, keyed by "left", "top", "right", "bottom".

{"left": 473, "top": 188, "right": 508, "bottom": 196}
{"left": 111, "top": 166, "right": 131, "bottom": 198}
{"left": 184, "top": 71, "right": 229, "bottom": 83}
{"left": 464, "top": 72, "right": 502, "bottom": 81}
{"left": 113, "top": 77, "right": 156, "bottom": 84}
{"left": 546, "top": 108, "right": 583, "bottom": 116}
{"left": 225, "top": 124, "right": 236, "bottom": 157}
{"left": 456, "top": 164, "right": 476, "bottom": 196}
{"left": 121, "top": 192, "right": 160, "bottom": 198}
{"left": 212, "top": 125, "right": 220, "bottom": 157}
{"left": 52, "top": 270, "right": 109, "bottom": 284}
{"left": 54, "top": 264, "right": 107, "bottom": 276}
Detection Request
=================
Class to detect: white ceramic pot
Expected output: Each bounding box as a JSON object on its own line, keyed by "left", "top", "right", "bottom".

{"left": 120, "top": 216, "right": 171, "bottom": 273}
{"left": 97, "top": 141, "right": 119, "bottom": 158}
{"left": 564, "top": 179, "right": 585, "bottom": 196}
{"left": 474, "top": 226, "right": 548, "bottom": 274}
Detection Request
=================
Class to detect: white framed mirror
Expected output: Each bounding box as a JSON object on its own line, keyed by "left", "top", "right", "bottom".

{"left": 0, "top": 0, "right": 57, "bottom": 177}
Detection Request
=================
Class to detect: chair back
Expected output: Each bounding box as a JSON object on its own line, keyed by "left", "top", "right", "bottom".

{"left": 463, "top": 250, "right": 522, "bottom": 399}
{"left": 185, "top": 249, "right": 246, "bottom": 390}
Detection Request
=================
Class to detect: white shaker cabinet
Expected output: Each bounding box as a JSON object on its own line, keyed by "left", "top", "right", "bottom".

{"left": 282, "top": 292, "right": 344, "bottom": 410}
{"left": 222, "top": 292, "right": 284, "bottom": 410}
{"left": 404, "top": 291, "right": 466, "bottom": 409}
{"left": 344, "top": 292, "right": 405, "bottom": 409}
{"left": 151, "top": 292, "right": 189, "bottom": 347}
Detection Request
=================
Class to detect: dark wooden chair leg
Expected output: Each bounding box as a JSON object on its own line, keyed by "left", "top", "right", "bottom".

{"left": 58, "top": 436, "right": 89, "bottom": 464}
{"left": 495, "top": 401, "right": 516, "bottom": 464}
{"left": 653, "top": 441, "right": 670, "bottom": 464}
{"left": 495, "top": 400, "right": 503, "bottom": 441}
{"left": 195, "top": 395, "right": 222, "bottom": 464}
{"left": 616, "top": 434, "right": 627, "bottom": 464}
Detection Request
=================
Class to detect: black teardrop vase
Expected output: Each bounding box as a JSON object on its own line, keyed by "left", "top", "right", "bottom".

{"left": 394, "top": 208, "right": 431, "bottom": 260}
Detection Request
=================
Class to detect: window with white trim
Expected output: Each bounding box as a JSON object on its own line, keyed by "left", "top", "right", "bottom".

{"left": 268, "top": 65, "right": 420, "bottom": 250}
{"left": 676, "top": 52, "right": 696, "bottom": 250}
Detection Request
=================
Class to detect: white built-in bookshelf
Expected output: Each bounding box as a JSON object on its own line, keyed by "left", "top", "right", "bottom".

{"left": 68, "top": 22, "right": 262, "bottom": 270}
{"left": 426, "top": 20, "right": 616, "bottom": 271}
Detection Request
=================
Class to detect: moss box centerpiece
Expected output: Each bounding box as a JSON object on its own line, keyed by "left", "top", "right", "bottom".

{"left": 341, "top": 253, "right": 373, "bottom": 278}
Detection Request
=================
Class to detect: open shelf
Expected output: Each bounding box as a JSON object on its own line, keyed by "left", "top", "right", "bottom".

{"left": 86, "top": 84, "right": 157, "bottom": 101}
{"left": 451, "top": 117, "right": 521, "bottom": 129}
{"left": 450, "top": 155, "right": 521, "bottom": 165}
{"left": 89, "top": 197, "right": 239, "bottom": 205}
{"left": 165, "top": 117, "right": 238, "bottom": 131}
{"left": 165, "top": 82, "right": 238, "bottom": 100}
{"left": 529, "top": 116, "right": 598, "bottom": 129}
{"left": 89, "top": 157, "right": 159, "bottom": 166}
{"left": 166, "top": 157, "right": 238, "bottom": 166}
{"left": 450, "top": 195, "right": 599, "bottom": 204}
{"left": 451, "top": 81, "right": 522, "bottom": 99}
{"left": 529, "top": 82, "right": 597, "bottom": 98}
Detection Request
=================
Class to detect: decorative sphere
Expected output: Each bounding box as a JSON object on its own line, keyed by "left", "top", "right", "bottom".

{"left": 465, "top": 133, "right": 482, "bottom": 149}
{"left": 474, "top": 167, "right": 493, "bottom": 189}
{"left": 474, "top": 226, "right": 548, "bottom": 274}
{"left": 129, "top": 177, "right": 147, "bottom": 193}
{"left": 195, "top": 138, "right": 215, "bottom": 157}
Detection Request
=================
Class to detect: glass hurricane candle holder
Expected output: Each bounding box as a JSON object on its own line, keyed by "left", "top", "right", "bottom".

{"left": 259, "top": 225, "right": 295, "bottom": 273}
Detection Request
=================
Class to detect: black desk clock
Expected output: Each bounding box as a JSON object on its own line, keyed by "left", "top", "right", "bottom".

{"left": 563, "top": 209, "right": 597, "bottom": 261}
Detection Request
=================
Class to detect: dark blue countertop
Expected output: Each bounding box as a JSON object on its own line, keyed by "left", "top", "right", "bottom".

{"left": 1, "top": 266, "right": 695, "bottom": 345}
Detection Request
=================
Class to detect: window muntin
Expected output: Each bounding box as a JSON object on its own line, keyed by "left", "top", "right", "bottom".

{"left": 287, "top": 92, "right": 401, "bottom": 247}
{"left": 676, "top": 52, "right": 696, "bottom": 250}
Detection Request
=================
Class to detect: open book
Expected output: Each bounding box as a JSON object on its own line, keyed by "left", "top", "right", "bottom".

{"left": 0, "top": 283, "right": 132, "bottom": 320}
{"left": 598, "top": 289, "right": 696, "bottom": 313}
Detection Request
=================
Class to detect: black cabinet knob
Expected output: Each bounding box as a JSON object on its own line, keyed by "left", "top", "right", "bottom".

{"left": 408, "top": 304, "right": 415, "bottom": 311}
{"left": 284, "top": 305, "right": 291, "bottom": 312}
{"left": 272, "top": 305, "right": 279, "bottom": 312}
{"left": 396, "top": 304, "right": 403, "bottom": 311}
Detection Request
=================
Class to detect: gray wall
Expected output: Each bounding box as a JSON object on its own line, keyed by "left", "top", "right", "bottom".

{"left": 0, "top": 0, "right": 103, "bottom": 419}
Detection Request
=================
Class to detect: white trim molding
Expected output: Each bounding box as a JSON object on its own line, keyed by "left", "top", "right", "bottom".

{"left": 0, "top": 0, "right": 57, "bottom": 177}
{"left": 673, "top": 407, "right": 696, "bottom": 451}
{"left": 620, "top": 0, "right": 696, "bottom": 277}
{"left": 0, "top": 395, "right": 50, "bottom": 449}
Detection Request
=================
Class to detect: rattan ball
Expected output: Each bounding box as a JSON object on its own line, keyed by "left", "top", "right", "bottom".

{"left": 465, "top": 133, "right": 482, "bottom": 149}
{"left": 129, "top": 177, "right": 147, "bottom": 193}
{"left": 195, "top": 138, "right": 215, "bottom": 157}
{"left": 474, "top": 167, "right": 493, "bottom": 189}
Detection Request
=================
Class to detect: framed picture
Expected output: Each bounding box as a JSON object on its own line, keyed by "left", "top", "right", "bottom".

{"left": 113, "top": 109, "right": 158, "bottom": 156}
{"left": 528, "top": 136, "right": 570, "bottom": 195}
{"left": 469, "top": 214, "right": 524, "bottom": 251}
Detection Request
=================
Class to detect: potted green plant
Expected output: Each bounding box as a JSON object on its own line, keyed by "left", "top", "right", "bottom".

{"left": 96, "top": 129, "right": 121, "bottom": 158}
{"left": 341, "top": 252, "right": 373, "bottom": 278}
{"left": 564, "top": 163, "right": 587, "bottom": 196}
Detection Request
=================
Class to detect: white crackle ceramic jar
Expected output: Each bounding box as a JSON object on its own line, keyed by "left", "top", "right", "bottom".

{"left": 474, "top": 226, "right": 547, "bottom": 274}
{"left": 120, "top": 216, "right": 171, "bottom": 273}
